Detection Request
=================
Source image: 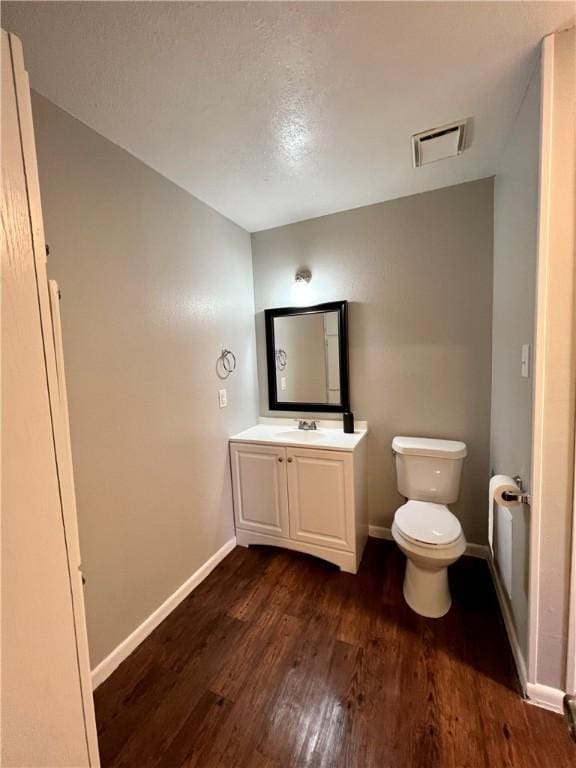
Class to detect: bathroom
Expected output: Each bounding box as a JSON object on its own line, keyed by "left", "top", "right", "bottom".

{"left": 2, "top": 2, "right": 575, "bottom": 767}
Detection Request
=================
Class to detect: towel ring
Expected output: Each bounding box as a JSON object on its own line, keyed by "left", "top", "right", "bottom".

{"left": 216, "top": 348, "right": 236, "bottom": 379}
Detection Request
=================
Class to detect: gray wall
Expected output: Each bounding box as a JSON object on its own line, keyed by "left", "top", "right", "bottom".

{"left": 491, "top": 64, "right": 540, "bottom": 662}
{"left": 32, "top": 93, "right": 258, "bottom": 667}
{"left": 252, "top": 179, "right": 494, "bottom": 544}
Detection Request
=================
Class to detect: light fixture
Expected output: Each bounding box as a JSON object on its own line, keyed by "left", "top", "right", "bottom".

{"left": 295, "top": 268, "right": 312, "bottom": 284}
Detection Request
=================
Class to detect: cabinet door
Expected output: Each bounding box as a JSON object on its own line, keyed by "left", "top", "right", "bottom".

{"left": 286, "top": 448, "right": 353, "bottom": 551}
{"left": 230, "top": 443, "right": 289, "bottom": 538}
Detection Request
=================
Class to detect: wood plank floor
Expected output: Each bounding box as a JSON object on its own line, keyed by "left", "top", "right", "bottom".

{"left": 94, "top": 539, "right": 575, "bottom": 767}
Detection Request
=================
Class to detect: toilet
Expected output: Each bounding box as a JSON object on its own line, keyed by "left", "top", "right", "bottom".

{"left": 391, "top": 436, "right": 467, "bottom": 618}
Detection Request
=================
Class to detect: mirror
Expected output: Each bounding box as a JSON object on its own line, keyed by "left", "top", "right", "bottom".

{"left": 264, "top": 301, "right": 350, "bottom": 412}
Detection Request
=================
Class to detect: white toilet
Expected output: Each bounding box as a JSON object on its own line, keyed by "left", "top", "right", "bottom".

{"left": 391, "top": 436, "right": 467, "bottom": 618}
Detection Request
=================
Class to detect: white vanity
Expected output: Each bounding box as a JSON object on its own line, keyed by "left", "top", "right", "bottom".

{"left": 229, "top": 419, "right": 368, "bottom": 573}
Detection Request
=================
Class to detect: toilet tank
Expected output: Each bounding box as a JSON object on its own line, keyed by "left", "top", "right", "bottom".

{"left": 392, "top": 436, "right": 467, "bottom": 504}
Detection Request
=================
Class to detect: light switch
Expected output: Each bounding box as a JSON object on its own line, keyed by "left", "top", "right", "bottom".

{"left": 281, "top": 376, "right": 287, "bottom": 391}
{"left": 521, "top": 344, "right": 530, "bottom": 378}
{"left": 218, "top": 388, "right": 228, "bottom": 408}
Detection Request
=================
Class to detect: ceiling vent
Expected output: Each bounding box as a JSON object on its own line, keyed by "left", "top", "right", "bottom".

{"left": 412, "top": 119, "right": 468, "bottom": 168}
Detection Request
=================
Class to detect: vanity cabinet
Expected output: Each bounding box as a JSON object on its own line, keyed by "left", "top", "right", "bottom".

{"left": 230, "top": 435, "right": 367, "bottom": 573}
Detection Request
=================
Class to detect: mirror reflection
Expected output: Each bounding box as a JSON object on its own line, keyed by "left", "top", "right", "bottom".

{"left": 273, "top": 310, "right": 341, "bottom": 405}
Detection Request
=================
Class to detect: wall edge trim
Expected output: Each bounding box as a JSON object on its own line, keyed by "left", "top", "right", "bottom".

{"left": 368, "top": 525, "right": 394, "bottom": 541}
{"left": 486, "top": 555, "right": 529, "bottom": 696}
{"left": 370, "top": 525, "right": 535, "bottom": 700}
{"left": 91, "top": 536, "right": 237, "bottom": 689}
{"left": 525, "top": 682, "right": 565, "bottom": 714}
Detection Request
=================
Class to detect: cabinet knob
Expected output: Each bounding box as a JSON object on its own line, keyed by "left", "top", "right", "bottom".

{"left": 278, "top": 457, "right": 283, "bottom": 462}
{"left": 287, "top": 458, "right": 293, "bottom": 463}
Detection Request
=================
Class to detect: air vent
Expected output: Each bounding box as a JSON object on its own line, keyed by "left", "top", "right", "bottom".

{"left": 412, "top": 119, "right": 468, "bottom": 168}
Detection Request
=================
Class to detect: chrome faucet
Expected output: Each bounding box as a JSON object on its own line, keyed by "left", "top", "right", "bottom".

{"left": 298, "top": 420, "right": 317, "bottom": 431}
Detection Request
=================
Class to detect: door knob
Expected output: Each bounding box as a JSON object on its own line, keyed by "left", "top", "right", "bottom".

{"left": 278, "top": 457, "right": 283, "bottom": 462}
{"left": 287, "top": 458, "right": 293, "bottom": 463}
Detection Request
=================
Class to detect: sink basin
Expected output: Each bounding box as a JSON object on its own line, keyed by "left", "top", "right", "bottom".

{"left": 273, "top": 430, "right": 324, "bottom": 443}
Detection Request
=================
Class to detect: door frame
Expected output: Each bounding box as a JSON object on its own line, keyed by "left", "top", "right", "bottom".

{"left": 527, "top": 29, "right": 576, "bottom": 709}
{"left": 567, "top": 442, "right": 576, "bottom": 696}
{"left": 2, "top": 30, "right": 100, "bottom": 764}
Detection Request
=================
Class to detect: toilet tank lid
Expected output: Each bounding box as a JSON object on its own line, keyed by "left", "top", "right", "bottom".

{"left": 392, "top": 436, "right": 467, "bottom": 459}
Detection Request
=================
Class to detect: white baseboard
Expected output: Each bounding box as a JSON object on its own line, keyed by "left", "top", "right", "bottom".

{"left": 465, "top": 542, "right": 491, "bottom": 559}
{"left": 482, "top": 553, "right": 565, "bottom": 712}
{"left": 89, "top": 530, "right": 565, "bottom": 715}
{"left": 486, "top": 555, "right": 528, "bottom": 695}
{"left": 369, "top": 525, "right": 490, "bottom": 560}
{"left": 525, "top": 682, "right": 565, "bottom": 713}
{"left": 368, "top": 524, "right": 394, "bottom": 541}
{"left": 370, "top": 526, "right": 562, "bottom": 712}
{"left": 91, "top": 536, "right": 237, "bottom": 689}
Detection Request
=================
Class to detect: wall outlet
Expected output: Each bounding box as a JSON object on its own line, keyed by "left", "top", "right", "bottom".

{"left": 218, "top": 388, "right": 228, "bottom": 408}
{"left": 521, "top": 344, "right": 530, "bottom": 378}
{"left": 281, "top": 376, "right": 287, "bottom": 391}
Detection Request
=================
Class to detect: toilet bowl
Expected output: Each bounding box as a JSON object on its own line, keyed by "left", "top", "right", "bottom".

{"left": 392, "top": 501, "right": 466, "bottom": 617}
{"left": 391, "top": 436, "right": 468, "bottom": 618}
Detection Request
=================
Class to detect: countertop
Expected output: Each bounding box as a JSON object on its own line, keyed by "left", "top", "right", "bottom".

{"left": 230, "top": 417, "right": 368, "bottom": 452}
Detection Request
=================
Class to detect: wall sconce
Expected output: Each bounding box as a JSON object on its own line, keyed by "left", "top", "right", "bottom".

{"left": 295, "top": 268, "right": 312, "bottom": 284}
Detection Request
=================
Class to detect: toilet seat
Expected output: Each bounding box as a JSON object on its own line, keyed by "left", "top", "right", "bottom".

{"left": 394, "top": 500, "right": 462, "bottom": 548}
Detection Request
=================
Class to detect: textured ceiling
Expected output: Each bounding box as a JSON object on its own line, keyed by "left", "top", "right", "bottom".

{"left": 3, "top": 2, "right": 574, "bottom": 231}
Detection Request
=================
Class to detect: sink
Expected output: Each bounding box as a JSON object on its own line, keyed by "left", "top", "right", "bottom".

{"left": 273, "top": 430, "right": 324, "bottom": 443}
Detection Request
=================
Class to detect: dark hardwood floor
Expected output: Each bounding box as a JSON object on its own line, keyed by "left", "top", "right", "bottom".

{"left": 94, "top": 539, "right": 575, "bottom": 767}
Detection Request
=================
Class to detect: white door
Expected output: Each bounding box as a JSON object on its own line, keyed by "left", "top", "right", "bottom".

{"left": 286, "top": 447, "right": 353, "bottom": 551}
{"left": 230, "top": 443, "right": 289, "bottom": 538}
{"left": 1, "top": 31, "right": 98, "bottom": 767}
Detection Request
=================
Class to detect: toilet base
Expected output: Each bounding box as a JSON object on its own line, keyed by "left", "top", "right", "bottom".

{"left": 403, "top": 559, "right": 451, "bottom": 618}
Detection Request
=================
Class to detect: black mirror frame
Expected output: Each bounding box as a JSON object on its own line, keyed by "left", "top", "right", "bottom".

{"left": 264, "top": 300, "right": 350, "bottom": 413}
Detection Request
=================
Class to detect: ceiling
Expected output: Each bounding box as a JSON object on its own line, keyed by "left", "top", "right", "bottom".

{"left": 3, "top": 2, "right": 574, "bottom": 232}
